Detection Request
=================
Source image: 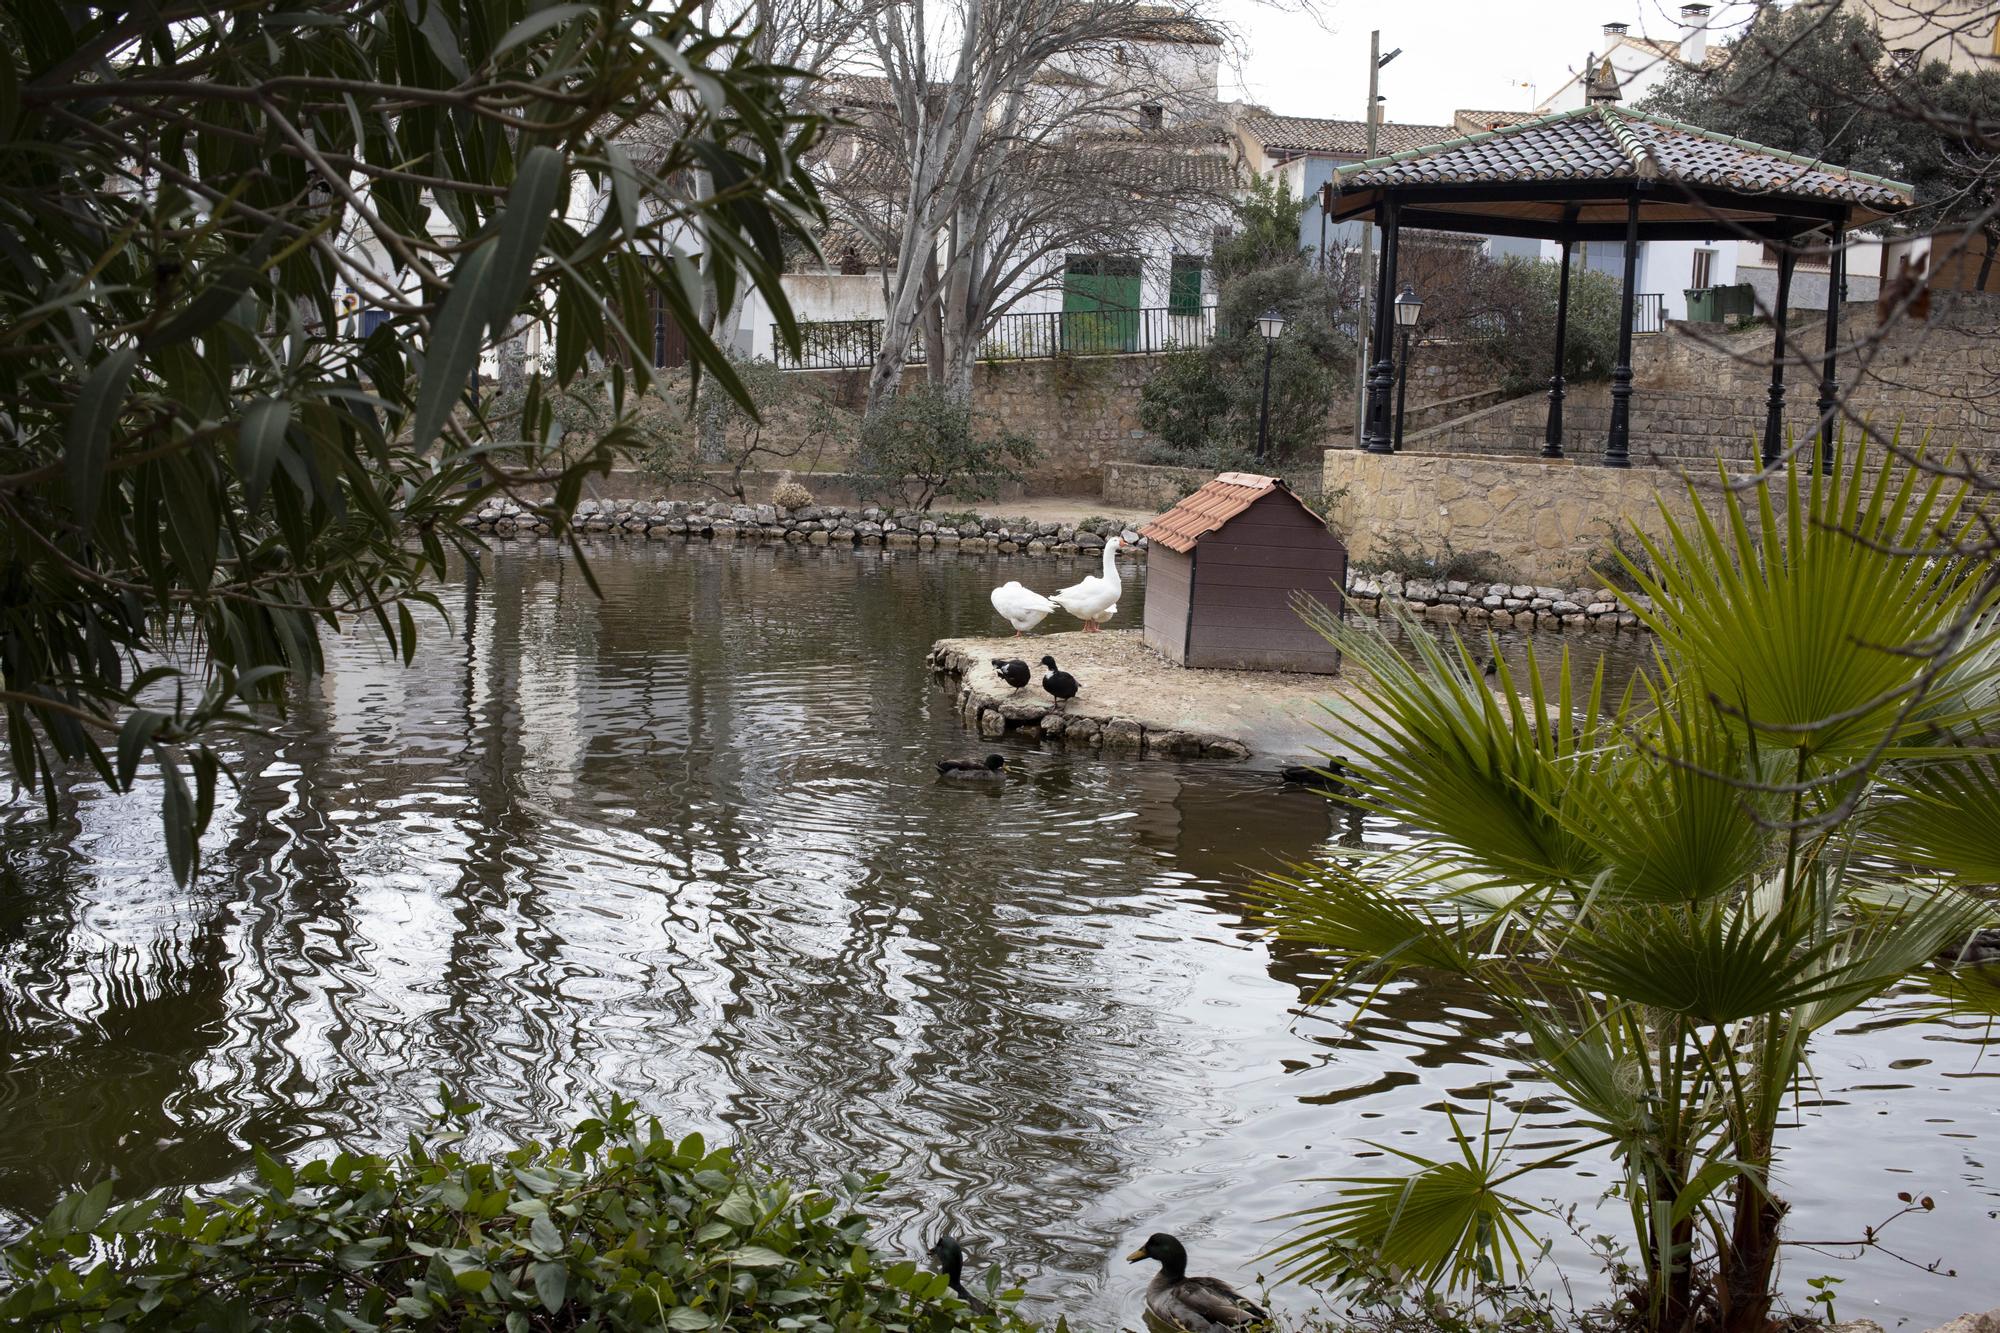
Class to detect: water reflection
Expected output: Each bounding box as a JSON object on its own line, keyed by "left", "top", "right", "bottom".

{"left": 0, "top": 541, "right": 1992, "bottom": 1327}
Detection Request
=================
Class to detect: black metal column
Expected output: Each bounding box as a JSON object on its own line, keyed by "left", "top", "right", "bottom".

{"left": 1543, "top": 236, "right": 1573, "bottom": 459}
{"left": 1761, "top": 245, "right": 1796, "bottom": 469}
{"left": 1604, "top": 195, "right": 1640, "bottom": 468}
{"left": 1362, "top": 195, "right": 1401, "bottom": 454}
{"left": 1815, "top": 224, "right": 1844, "bottom": 468}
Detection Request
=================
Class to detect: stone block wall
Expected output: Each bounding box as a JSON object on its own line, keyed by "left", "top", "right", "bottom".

{"left": 1323, "top": 450, "right": 1720, "bottom": 585}
{"left": 1399, "top": 301, "right": 2000, "bottom": 467}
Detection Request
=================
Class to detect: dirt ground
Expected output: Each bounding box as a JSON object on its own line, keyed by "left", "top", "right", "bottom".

{"left": 930, "top": 628, "right": 1368, "bottom": 764}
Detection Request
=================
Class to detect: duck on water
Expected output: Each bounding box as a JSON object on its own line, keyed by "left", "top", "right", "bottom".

{"left": 1127, "top": 1233, "right": 1269, "bottom": 1332}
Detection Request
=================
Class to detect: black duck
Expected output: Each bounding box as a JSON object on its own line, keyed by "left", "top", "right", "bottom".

{"left": 992, "top": 657, "right": 1032, "bottom": 689}
{"left": 926, "top": 1236, "right": 988, "bottom": 1315}
{"left": 1040, "top": 655, "right": 1079, "bottom": 705}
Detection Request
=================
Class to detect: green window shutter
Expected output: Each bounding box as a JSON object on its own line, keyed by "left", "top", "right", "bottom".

{"left": 1168, "top": 256, "right": 1203, "bottom": 317}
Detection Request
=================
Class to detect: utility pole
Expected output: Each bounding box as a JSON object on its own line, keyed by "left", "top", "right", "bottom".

{"left": 1351, "top": 31, "right": 1383, "bottom": 446}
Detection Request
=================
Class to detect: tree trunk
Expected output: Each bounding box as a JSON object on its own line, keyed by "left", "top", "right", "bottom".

{"left": 1719, "top": 1179, "right": 1786, "bottom": 1333}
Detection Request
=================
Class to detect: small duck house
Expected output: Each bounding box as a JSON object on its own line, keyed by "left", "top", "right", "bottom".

{"left": 1138, "top": 472, "right": 1347, "bottom": 674}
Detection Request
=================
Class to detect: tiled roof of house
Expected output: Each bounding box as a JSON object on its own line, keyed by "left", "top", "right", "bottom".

{"left": 1332, "top": 105, "right": 1913, "bottom": 211}
{"left": 1241, "top": 114, "right": 1453, "bottom": 159}
{"left": 1452, "top": 109, "right": 1539, "bottom": 133}
{"left": 1140, "top": 472, "right": 1319, "bottom": 553}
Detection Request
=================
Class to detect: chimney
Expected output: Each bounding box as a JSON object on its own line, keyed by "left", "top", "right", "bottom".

{"left": 1585, "top": 52, "right": 1623, "bottom": 105}
{"left": 1602, "top": 21, "right": 1629, "bottom": 42}
{"left": 1679, "top": 3, "right": 1710, "bottom": 64}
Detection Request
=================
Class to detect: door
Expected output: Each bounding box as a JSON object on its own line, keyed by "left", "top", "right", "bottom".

{"left": 1062, "top": 254, "right": 1141, "bottom": 353}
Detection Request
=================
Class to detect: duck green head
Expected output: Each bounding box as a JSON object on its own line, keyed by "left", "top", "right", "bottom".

{"left": 1126, "top": 1232, "right": 1187, "bottom": 1271}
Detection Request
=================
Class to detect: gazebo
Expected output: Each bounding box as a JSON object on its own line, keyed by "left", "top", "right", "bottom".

{"left": 1320, "top": 104, "right": 1914, "bottom": 466}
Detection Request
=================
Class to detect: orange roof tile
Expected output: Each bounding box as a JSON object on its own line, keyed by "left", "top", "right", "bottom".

{"left": 1139, "top": 471, "right": 1285, "bottom": 554}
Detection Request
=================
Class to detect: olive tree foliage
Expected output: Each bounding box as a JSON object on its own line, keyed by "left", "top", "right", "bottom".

{"left": 0, "top": 0, "right": 823, "bottom": 879}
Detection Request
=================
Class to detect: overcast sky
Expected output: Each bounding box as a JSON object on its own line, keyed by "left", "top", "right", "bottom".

{"left": 1209, "top": 0, "right": 1760, "bottom": 126}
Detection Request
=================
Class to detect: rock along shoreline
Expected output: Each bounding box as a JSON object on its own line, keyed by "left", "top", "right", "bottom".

{"left": 464, "top": 498, "right": 1653, "bottom": 635}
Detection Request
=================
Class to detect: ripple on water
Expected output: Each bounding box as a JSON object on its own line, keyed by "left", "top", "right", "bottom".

{"left": 0, "top": 542, "right": 1993, "bottom": 1328}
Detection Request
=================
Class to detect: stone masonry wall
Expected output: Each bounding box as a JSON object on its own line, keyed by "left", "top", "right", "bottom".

{"left": 1393, "top": 296, "right": 2000, "bottom": 468}
{"left": 786, "top": 340, "right": 1509, "bottom": 492}
{"left": 1323, "top": 449, "right": 1718, "bottom": 585}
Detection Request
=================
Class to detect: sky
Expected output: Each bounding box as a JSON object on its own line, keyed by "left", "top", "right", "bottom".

{"left": 1209, "top": 0, "right": 1760, "bottom": 126}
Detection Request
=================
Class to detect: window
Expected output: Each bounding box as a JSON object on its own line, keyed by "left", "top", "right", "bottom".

{"left": 1138, "top": 102, "right": 1164, "bottom": 131}
{"left": 1690, "top": 247, "right": 1716, "bottom": 289}
{"left": 359, "top": 309, "right": 391, "bottom": 337}
{"left": 1168, "top": 255, "right": 1204, "bottom": 316}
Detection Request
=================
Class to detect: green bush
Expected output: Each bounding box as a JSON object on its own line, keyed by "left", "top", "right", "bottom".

{"left": 1480, "top": 256, "right": 1624, "bottom": 394}
{"left": 1358, "top": 542, "right": 1506, "bottom": 585}
{"left": 854, "top": 388, "right": 1038, "bottom": 511}
{"left": 0, "top": 1096, "right": 1031, "bottom": 1333}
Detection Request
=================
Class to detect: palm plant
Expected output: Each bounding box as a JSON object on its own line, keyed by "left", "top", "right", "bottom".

{"left": 1259, "top": 447, "right": 2000, "bottom": 1332}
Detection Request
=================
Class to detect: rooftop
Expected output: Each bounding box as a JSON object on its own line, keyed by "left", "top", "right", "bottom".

{"left": 1140, "top": 471, "right": 1317, "bottom": 553}
{"left": 1327, "top": 105, "right": 1913, "bottom": 229}
{"left": 1239, "top": 114, "right": 1454, "bottom": 159}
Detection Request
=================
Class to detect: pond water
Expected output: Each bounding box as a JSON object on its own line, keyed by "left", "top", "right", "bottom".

{"left": 1, "top": 542, "right": 1995, "bottom": 1327}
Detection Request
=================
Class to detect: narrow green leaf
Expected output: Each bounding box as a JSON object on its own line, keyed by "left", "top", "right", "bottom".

{"left": 236, "top": 397, "right": 290, "bottom": 511}
{"left": 67, "top": 345, "right": 139, "bottom": 533}
{"left": 409, "top": 240, "right": 497, "bottom": 452}
{"left": 487, "top": 146, "right": 564, "bottom": 334}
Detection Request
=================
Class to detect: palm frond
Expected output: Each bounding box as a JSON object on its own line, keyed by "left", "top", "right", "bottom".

{"left": 1872, "top": 753, "right": 2000, "bottom": 883}
{"left": 1624, "top": 441, "right": 1978, "bottom": 764}
{"left": 1266, "top": 1115, "right": 1543, "bottom": 1293}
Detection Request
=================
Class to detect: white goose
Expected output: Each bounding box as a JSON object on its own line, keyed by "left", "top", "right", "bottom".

{"left": 990, "top": 580, "right": 1056, "bottom": 635}
{"left": 1049, "top": 537, "right": 1123, "bottom": 632}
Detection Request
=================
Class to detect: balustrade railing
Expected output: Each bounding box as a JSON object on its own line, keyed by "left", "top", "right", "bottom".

{"left": 774, "top": 304, "right": 1218, "bottom": 369}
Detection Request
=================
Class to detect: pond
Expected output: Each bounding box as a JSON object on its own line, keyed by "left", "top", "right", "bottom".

{"left": 1, "top": 541, "right": 1994, "bottom": 1327}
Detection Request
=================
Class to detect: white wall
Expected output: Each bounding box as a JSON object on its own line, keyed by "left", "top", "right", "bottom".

{"left": 744, "top": 273, "right": 889, "bottom": 359}
{"left": 1639, "top": 239, "right": 1739, "bottom": 319}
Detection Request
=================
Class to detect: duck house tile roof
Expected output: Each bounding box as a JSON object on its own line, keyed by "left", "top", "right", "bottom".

{"left": 1140, "top": 472, "right": 1318, "bottom": 554}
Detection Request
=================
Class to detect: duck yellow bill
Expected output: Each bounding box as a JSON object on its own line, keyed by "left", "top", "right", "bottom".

{"left": 1125, "top": 1246, "right": 1147, "bottom": 1263}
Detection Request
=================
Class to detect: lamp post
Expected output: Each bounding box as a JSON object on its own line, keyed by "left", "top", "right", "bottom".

{"left": 1392, "top": 283, "right": 1422, "bottom": 452}
{"left": 1255, "top": 307, "right": 1285, "bottom": 464}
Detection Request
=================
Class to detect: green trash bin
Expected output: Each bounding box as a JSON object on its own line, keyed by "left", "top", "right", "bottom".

{"left": 1714, "top": 283, "right": 1758, "bottom": 319}
{"left": 1684, "top": 287, "right": 1718, "bottom": 322}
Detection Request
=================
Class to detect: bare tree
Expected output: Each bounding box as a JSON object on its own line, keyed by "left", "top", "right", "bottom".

{"left": 819, "top": 1, "right": 1243, "bottom": 413}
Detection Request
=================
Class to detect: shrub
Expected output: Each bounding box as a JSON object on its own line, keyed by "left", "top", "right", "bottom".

{"left": 854, "top": 388, "right": 1038, "bottom": 511}
{"left": 1478, "top": 256, "right": 1625, "bottom": 394}
{"left": 772, "top": 480, "right": 815, "bottom": 511}
{"left": 0, "top": 1096, "right": 1030, "bottom": 1333}
{"left": 1360, "top": 542, "right": 1506, "bottom": 585}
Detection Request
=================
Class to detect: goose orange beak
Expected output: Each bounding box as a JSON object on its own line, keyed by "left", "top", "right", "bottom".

{"left": 1126, "top": 1246, "right": 1147, "bottom": 1263}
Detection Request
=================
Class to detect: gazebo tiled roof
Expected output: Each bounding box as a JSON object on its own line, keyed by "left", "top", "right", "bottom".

{"left": 1325, "top": 104, "right": 1913, "bottom": 236}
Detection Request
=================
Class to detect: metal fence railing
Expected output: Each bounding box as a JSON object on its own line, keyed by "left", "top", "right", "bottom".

{"left": 774, "top": 304, "right": 1218, "bottom": 370}
{"left": 1635, "top": 292, "right": 1666, "bottom": 334}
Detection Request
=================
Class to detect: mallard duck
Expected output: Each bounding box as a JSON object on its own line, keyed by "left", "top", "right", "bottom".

{"left": 937, "top": 754, "right": 1007, "bottom": 780}
{"left": 992, "top": 657, "right": 1032, "bottom": 690}
{"left": 991, "top": 581, "right": 1056, "bottom": 635}
{"left": 1127, "top": 1233, "right": 1268, "bottom": 1332}
{"left": 1040, "top": 656, "right": 1078, "bottom": 705}
{"left": 926, "top": 1236, "right": 988, "bottom": 1315}
{"left": 1049, "top": 538, "right": 1124, "bottom": 632}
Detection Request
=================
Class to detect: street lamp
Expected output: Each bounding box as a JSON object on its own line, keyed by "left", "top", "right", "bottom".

{"left": 1392, "top": 283, "right": 1423, "bottom": 452}
{"left": 1255, "top": 307, "right": 1285, "bottom": 464}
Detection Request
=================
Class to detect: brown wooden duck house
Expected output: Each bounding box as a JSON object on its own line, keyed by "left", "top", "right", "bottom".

{"left": 1137, "top": 472, "right": 1347, "bottom": 674}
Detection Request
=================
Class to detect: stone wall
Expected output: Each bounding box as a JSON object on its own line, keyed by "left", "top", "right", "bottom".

{"left": 1323, "top": 449, "right": 1718, "bottom": 585}
{"left": 1102, "top": 461, "right": 1208, "bottom": 510}
{"left": 790, "top": 356, "right": 1159, "bottom": 494}
{"left": 1388, "top": 298, "right": 2000, "bottom": 467}
{"left": 787, "top": 339, "right": 1509, "bottom": 491}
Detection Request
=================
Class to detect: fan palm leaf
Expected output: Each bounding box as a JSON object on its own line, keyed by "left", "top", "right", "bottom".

{"left": 1622, "top": 444, "right": 1976, "bottom": 763}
